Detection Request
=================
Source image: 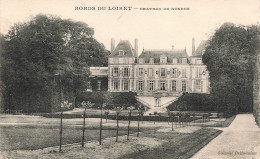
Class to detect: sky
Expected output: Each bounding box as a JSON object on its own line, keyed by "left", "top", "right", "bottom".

{"left": 0, "top": 0, "right": 260, "bottom": 56}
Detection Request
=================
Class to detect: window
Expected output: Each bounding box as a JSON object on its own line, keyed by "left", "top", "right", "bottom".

{"left": 139, "top": 58, "right": 144, "bottom": 64}
{"left": 196, "top": 59, "right": 202, "bottom": 64}
{"left": 195, "top": 80, "right": 201, "bottom": 89}
{"left": 149, "top": 81, "right": 154, "bottom": 91}
{"left": 119, "top": 50, "right": 125, "bottom": 56}
{"left": 123, "top": 68, "right": 129, "bottom": 77}
{"left": 160, "top": 56, "right": 167, "bottom": 63}
{"left": 172, "top": 80, "right": 177, "bottom": 92}
{"left": 112, "top": 68, "right": 119, "bottom": 77}
{"left": 150, "top": 58, "right": 154, "bottom": 64}
{"left": 172, "top": 58, "right": 177, "bottom": 64}
{"left": 112, "top": 80, "right": 119, "bottom": 90}
{"left": 182, "top": 80, "right": 186, "bottom": 92}
{"left": 160, "top": 68, "right": 166, "bottom": 77}
{"left": 172, "top": 68, "right": 179, "bottom": 78}
{"left": 138, "top": 68, "right": 144, "bottom": 77}
{"left": 123, "top": 80, "right": 129, "bottom": 90}
{"left": 87, "top": 81, "right": 91, "bottom": 89}
{"left": 138, "top": 80, "right": 143, "bottom": 91}
{"left": 182, "top": 58, "right": 187, "bottom": 63}
{"left": 177, "top": 58, "right": 182, "bottom": 63}
{"left": 97, "top": 80, "right": 101, "bottom": 91}
{"left": 182, "top": 68, "right": 186, "bottom": 78}
{"left": 195, "top": 68, "right": 202, "bottom": 78}
{"left": 148, "top": 68, "right": 153, "bottom": 77}
{"left": 160, "top": 81, "right": 166, "bottom": 91}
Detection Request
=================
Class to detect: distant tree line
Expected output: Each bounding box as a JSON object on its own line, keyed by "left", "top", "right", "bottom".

{"left": 1, "top": 14, "right": 109, "bottom": 113}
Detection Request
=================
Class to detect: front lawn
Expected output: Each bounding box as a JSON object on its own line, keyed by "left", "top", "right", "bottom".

{"left": 119, "top": 128, "right": 222, "bottom": 159}
{"left": 0, "top": 124, "right": 141, "bottom": 151}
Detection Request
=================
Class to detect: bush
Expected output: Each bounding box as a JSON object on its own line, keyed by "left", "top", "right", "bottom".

{"left": 167, "top": 93, "right": 216, "bottom": 111}
{"left": 76, "top": 92, "right": 138, "bottom": 109}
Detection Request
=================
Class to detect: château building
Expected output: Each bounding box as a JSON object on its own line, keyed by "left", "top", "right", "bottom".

{"left": 108, "top": 38, "right": 210, "bottom": 97}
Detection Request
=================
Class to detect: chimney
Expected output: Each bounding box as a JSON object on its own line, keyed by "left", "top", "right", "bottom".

{"left": 111, "top": 38, "right": 115, "bottom": 52}
{"left": 172, "top": 45, "right": 174, "bottom": 50}
{"left": 135, "top": 38, "right": 138, "bottom": 57}
{"left": 192, "top": 37, "right": 195, "bottom": 55}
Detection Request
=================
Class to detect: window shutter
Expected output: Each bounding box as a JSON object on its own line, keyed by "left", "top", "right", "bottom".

{"left": 201, "top": 80, "right": 203, "bottom": 92}
{"left": 112, "top": 68, "right": 114, "bottom": 77}
{"left": 194, "top": 80, "right": 196, "bottom": 92}
{"left": 186, "top": 80, "right": 189, "bottom": 92}
{"left": 158, "top": 80, "right": 160, "bottom": 90}
{"left": 111, "top": 80, "right": 114, "bottom": 90}
{"left": 136, "top": 68, "right": 138, "bottom": 77}
{"left": 169, "top": 80, "right": 172, "bottom": 91}
{"left": 166, "top": 80, "right": 168, "bottom": 91}
{"left": 128, "top": 68, "right": 130, "bottom": 76}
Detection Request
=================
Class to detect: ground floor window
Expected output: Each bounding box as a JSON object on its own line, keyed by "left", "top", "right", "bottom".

{"left": 195, "top": 80, "right": 201, "bottom": 90}
{"left": 149, "top": 81, "right": 154, "bottom": 91}
{"left": 123, "top": 80, "right": 129, "bottom": 90}
{"left": 160, "top": 81, "right": 166, "bottom": 91}
{"left": 97, "top": 80, "right": 101, "bottom": 90}
{"left": 182, "top": 80, "right": 186, "bottom": 92}
{"left": 172, "top": 80, "right": 177, "bottom": 92}
{"left": 138, "top": 80, "right": 143, "bottom": 91}
{"left": 112, "top": 80, "right": 119, "bottom": 90}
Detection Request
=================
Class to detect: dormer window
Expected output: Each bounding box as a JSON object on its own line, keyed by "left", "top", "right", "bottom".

{"left": 119, "top": 50, "right": 125, "bottom": 56}
{"left": 160, "top": 55, "right": 167, "bottom": 64}
{"left": 182, "top": 58, "right": 187, "bottom": 64}
{"left": 172, "top": 58, "right": 177, "bottom": 64}
{"left": 149, "top": 58, "right": 154, "bottom": 64}
{"left": 139, "top": 58, "right": 144, "bottom": 64}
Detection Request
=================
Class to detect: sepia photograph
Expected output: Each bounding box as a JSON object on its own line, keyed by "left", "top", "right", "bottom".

{"left": 0, "top": 0, "right": 260, "bottom": 158}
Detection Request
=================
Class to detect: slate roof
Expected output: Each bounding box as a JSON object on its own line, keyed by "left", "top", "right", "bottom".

{"left": 192, "top": 40, "right": 209, "bottom": 57}
{"left": 109, "top": 40, "right": 135, "bottom": 57}
{"left": 139, "top": 49, "right": 188, "bottom": 63}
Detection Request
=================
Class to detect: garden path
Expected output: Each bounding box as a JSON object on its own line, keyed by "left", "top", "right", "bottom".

{"left": 191, "top": 114, "right": 260, "bottom": 159}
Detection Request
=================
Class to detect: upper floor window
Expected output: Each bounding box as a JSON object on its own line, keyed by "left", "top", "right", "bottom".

{"left": 112, "top": 68, "right": 119, "bottom": 77}
{"left": 148, "top": 68, "right": 153, "bottom": 77}
{"left": 171, "top": 68, "right": 179, "bottom": 78}
{"left": 123, "top": 68, "right": 130, "bottom": 77}
{"left": 182, "top": 68, "right": 187, "bottom": 78}
{"left": 119, "top": 50, "right": 125, "bottom": 56}
{"left": 138, "top": 68, "right": 144, "bottom": 77}
{"left": 195, "top": 68, "right": 202, "bottom": 78}
{"left": 160, "top": 68, "right": 166, "bottom": 77}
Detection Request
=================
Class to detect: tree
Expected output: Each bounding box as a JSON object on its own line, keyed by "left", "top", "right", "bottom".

{"left": 1, "top": 14, "right": 109, "bottom": 112}
{"left": 203, "top": 23, "right": 260, "bottom": 115}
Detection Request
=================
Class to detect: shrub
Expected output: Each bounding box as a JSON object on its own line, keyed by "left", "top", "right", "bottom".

{"left": 167, "top": 93, "right": 216, "bottom": 111}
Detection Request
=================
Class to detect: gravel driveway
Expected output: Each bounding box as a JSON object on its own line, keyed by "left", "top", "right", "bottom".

{"left": 191, "top": 114, "right": 260, "bottom": 159}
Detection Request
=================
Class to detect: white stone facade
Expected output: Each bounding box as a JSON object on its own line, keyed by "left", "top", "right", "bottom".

{"left": 108, "top": 39, "right": 210, "bottom": 97}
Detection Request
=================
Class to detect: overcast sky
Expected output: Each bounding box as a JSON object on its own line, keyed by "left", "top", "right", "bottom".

{"left": 1, "top": 0, "right": 260, "bottom": 56}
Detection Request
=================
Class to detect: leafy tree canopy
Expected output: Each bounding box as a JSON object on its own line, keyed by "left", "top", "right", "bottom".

{"left": 1, "top": 14, "right": 109, "bottom": 112}
{"left": 203, "top": 23, "right": 260, "bottom": 114}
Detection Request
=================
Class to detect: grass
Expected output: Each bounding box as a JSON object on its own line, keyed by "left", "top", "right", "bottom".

{"left": 197, "top": 115, "right": 236, "bottom": 127}
{"left": 0, "top": 124, "right": 142, "bottom": 151}
{"left": 119, "top": 128, "right": 222, "bottom": 159}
